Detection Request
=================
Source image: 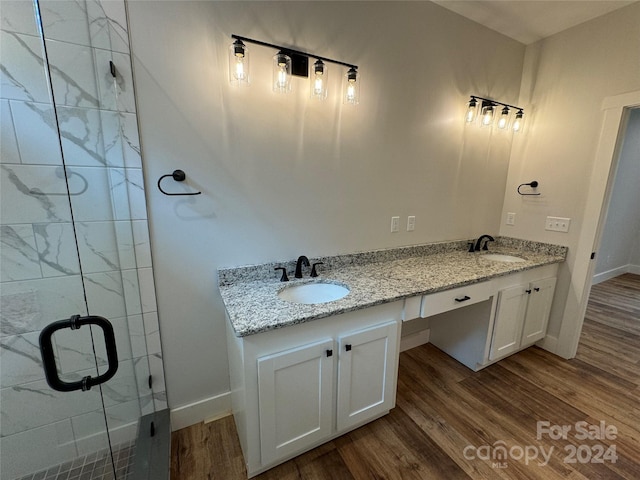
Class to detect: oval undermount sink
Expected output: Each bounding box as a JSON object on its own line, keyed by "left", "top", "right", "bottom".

{"left": 481, "top": 253, "right": 526, "bottom": 263}
{"left": 278, "top": 281, "right": 350, "bottom": 304}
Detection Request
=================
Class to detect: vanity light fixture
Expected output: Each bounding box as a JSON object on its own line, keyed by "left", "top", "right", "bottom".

{"left": 480, "top": 100, "right": 495, "bottom": 127}
{"left": 229, "top": 39, "right": 250, "bottom": 86}
{"left": 465, "top": 96, "right": 525, "bottom": 133}
{"left": 311, "top": 60, "right": 328, "bottom": 100}
{"left": 229, "top": 34, "right": 359, "bottom": 103}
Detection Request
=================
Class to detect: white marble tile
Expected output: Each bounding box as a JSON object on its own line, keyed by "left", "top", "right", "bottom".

{"left": 0, "top": 376, "right": 105, "bottom": 436}
{"left": 83, "top": 271, "right": 126, "bottom": 319}
{"left": 39, "top": 0, "right": 92, "bottom": 46}
{"left": 100, "top": 110, "right": 141, "bottom": 168}
{"left": 0, "top": 224, "right": 42, "bottom": 281}
{"left": 0, "top": 100, "right": 21, "bottom": 164}
{"left": 0, "top": 30, "right": 50, "bottom": 103}
{"left": 148, "top": 353, "right": 166, "bottom": 397}
{"left": 94, "top": 50, "right": 135, "bottom": 112}
{"left": 115, "top": 167, "right": 148, "bottom": 220}
{"left": 71, "top": 400, "right": 139, "bottom": 446}
{"left": 131, "top": 220, "right": 152, "bottom": 268}
{"left": 0, "top": 164, "right": 72, "bottom": 224}
{"left": 55, "top": 315, "right": 133, "bottom": 375}
{"left": 138, "top": 268, "right": 157, "bottom": 314}
{"left": 10, "top": 100, "right": 64, "bottom": 165}
{"left": 113, "top": 220, "right": 136, "bottom": 270}
{"left": 56, "top": 105, "right": 107, "bottom": 166}
{"left": 0, "top": 275, "right": 86, "bottom": 337}
{"left": 45, "top": 39, "right": 99, "bottom": 108}
{"left": 0, "top": 0, "right": 39, "bottom": 36}
{"left": 120, "top": 268, "right": 142, "bottom": 316}
{"left": 66, "top": 166, "right": 114, "bottom": 221}
{"left": 142, "top": 311, "right": 160, "bottom": 355}
{"left": 98, "top": 358, "right": 141, "bottom": 408}
{"left": 74, "top": 221, "right": 121, "bottom": 273}
{"left": 127, "top": 314, "right": 147, "bottom": 358}
{"left": 109, "top": 167, "right": 147, "bottom": 220}
{"left": 0, "top": 419, "right": 77, "bottom": 480}
{"left": 87, "top": 0, "right": 129, "bottom": 54}
{"left": 140, "top": 393, "right": 155, "bottom": 416}
{"left": 0, "top": 331, "right": 45, "bottom": 387}
{"left": 33, "top": 222, "right": 82, "bottom": 277}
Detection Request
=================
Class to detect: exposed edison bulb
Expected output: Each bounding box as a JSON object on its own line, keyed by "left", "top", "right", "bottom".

{"left": 273, "top": 53, "right": 291, "bottom": 93}
{"left": 480, "top": 101, "right": 495, "bottom": 127}
{"left": 310, "top": 60, "right": 328, "bottom": 100}
{"left": 465, "top": 97, "right": 478, "bottom": 123}
{"left": 512, "top": 110, "right": 524, "bottom": 133}
{"left": 344, "top": 67, "right": 359, "bottom": 105}
{"left": 229, "top": 40, "right": 249, "bottom": 86}
{"left": 497, "top": 106, "right": 510, "bottom": 130}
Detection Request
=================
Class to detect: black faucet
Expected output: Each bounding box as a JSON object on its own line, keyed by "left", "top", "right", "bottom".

{"left": 474, "top": 234, "right": 495, "bottom": 251}
{"left": 295, "top": 255, "right": 310, "bottom": 278}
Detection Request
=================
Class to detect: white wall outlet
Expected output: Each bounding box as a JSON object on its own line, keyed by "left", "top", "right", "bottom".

{"left": 545, "top": 216, "right": 571, "bottom": 232}
{"left": 391, "top": 216, "right": 400, "bottom": 233}
{"left": 407, "top": 216, "right": 416, "bottom": 231}
{"left": 506, "top": 212, "right": 516, "bottom": 226}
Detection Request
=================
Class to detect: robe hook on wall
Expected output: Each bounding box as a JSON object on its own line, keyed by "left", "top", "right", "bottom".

{"left": 157, "top": 170, "right": 201, "bottom": 196}
{"left": 517, "top": 180, "right": 540, "bottom": 196}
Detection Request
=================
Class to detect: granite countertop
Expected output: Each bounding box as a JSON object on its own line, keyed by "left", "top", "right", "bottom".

{"left": 218, "top": 237, "right": 567, "bottom": 337}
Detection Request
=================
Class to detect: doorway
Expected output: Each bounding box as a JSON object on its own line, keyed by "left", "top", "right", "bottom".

{"left": 1, "top": 1, "right": 166, "bottom": 478}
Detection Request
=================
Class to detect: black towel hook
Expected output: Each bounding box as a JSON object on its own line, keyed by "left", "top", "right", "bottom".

{"left": 157, "top": 170, "right": 201, "bottom": 196}
{"left": 517, "top": 180, "right": 540, "bottom": 196}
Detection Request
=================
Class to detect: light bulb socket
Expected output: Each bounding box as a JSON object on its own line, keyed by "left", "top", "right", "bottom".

{"left": 314, "top": 60, "right": 325, "bottom": 75}
{"left": 515, "top": 110, "right": 524, "bottom": 119}
{"left": 233, "top": 39, "right": 246, "bottom": 57}
{"left": 468, "top": 97, "right": 478, "bottom": 108}
{"left": 501, "top": 106, "right": 510, "bottom": 115}
{"left": 276, "top": 52, "right": 289, "bottom": 66}
{"left": 347, "top": 67, "right": 358, "bottom": 82}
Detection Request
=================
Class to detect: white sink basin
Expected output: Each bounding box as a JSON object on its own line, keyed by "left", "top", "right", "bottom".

{"left": 278, "top": 282, "right": 350, "bottom": 304}
{"left": 481, "top": 253, "right": 526, "bottom": 263}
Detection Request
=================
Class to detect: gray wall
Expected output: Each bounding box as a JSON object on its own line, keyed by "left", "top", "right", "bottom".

{"left": 127, "top": 0, "right": 525, "bottom": 415}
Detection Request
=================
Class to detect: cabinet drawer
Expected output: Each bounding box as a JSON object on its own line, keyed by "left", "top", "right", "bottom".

{"left": 420, "top": 281, "right": 492, "bottom": 317}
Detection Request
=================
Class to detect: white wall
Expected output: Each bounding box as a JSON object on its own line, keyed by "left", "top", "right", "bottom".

{"left": 500, "top": 2, "right": 640, "bottom": 352}
{"left": 127, "top": 0, "right": 524, "bottom": 416}
{"left": 594, "top": 108, "right": 640, "bottom": 281}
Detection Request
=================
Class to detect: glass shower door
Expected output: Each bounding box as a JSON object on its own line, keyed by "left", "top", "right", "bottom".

{"left": 1, "top": 1, "right": 161, "bottom": 479}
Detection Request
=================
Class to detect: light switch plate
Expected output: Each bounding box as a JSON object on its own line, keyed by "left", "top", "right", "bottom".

{"left": 391, "top": 216, "right": 400, "bottom": 233}
{"left": 407, "top": 216, "right": 415, "bottom": 231}
{"left": 506, "top": 212, "right": 516, "bottom": 226}
{"left": 545, "top": 216, "right": 571, "bottom": 232}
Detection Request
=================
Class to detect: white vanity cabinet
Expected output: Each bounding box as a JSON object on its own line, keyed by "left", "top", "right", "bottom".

{"left": 226, "top": 301, "right": 402, "bottom": 477}
{"left": 425, "top": 264, "right": 558, "bottom": 371}
{"left": 489, "top": 276, "right": 557, "bottom": 361}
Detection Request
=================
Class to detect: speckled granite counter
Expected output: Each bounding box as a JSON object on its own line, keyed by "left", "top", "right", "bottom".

{"left": 219, "top": 237, "right": 567, "bottom": 337}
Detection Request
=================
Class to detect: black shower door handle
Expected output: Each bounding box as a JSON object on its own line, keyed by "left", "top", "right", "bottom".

{"left": 39, "top": 315, "right": 119, "bottom": 392}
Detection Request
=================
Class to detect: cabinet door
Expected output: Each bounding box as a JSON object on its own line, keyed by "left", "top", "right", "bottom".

{"left": 521, "top": 277, "right": 557, "bottom": 346}
{"left": 258, "top": 339, "right": 334, "bottom": 465}
{"left": 336, "top": 320, "right": 399, "bottom": 432}
{"left": 489, "top": 285, "right": 528, "bottom": 361}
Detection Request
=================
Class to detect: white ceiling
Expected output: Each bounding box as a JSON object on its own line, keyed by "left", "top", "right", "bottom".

{"left": 432, "top": 0, "right": 638, "bottom": 44}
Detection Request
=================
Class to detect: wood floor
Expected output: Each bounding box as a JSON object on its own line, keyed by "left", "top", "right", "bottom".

{"left": 171, "top": 274, "right": 640, "bottom": 480}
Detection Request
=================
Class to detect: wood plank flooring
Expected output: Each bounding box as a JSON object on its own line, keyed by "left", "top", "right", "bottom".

{"left": 171, "top": 274, "right": 640, "bottom": 480}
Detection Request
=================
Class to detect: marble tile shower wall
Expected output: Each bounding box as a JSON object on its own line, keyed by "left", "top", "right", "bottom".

{"left": 0, "top": 1, "right": 165, "bottom": 478}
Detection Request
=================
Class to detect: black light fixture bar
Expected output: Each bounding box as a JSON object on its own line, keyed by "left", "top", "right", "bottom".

{"left": 231, "top": 34, "right": 358, "bottom": 70}
{"left": 470, "top": 95, "right": 523, "bottom": 112}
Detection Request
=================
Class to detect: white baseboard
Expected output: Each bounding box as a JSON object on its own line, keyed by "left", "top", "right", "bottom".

{"left": 400, "top": 329, "right": 430, "bottom": 352}
{"left": 592, "top": 264, "right": 632, "bottom": 285}
{"left": 629, "top": 264, "right": 640, "bottom": 275}
{"left": 170, "top": 391, "right": 231, "bottom": 431}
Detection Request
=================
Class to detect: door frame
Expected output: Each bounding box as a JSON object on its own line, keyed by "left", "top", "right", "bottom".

{"left": 557, "top": 90, "right": 640, "bottom": 359}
